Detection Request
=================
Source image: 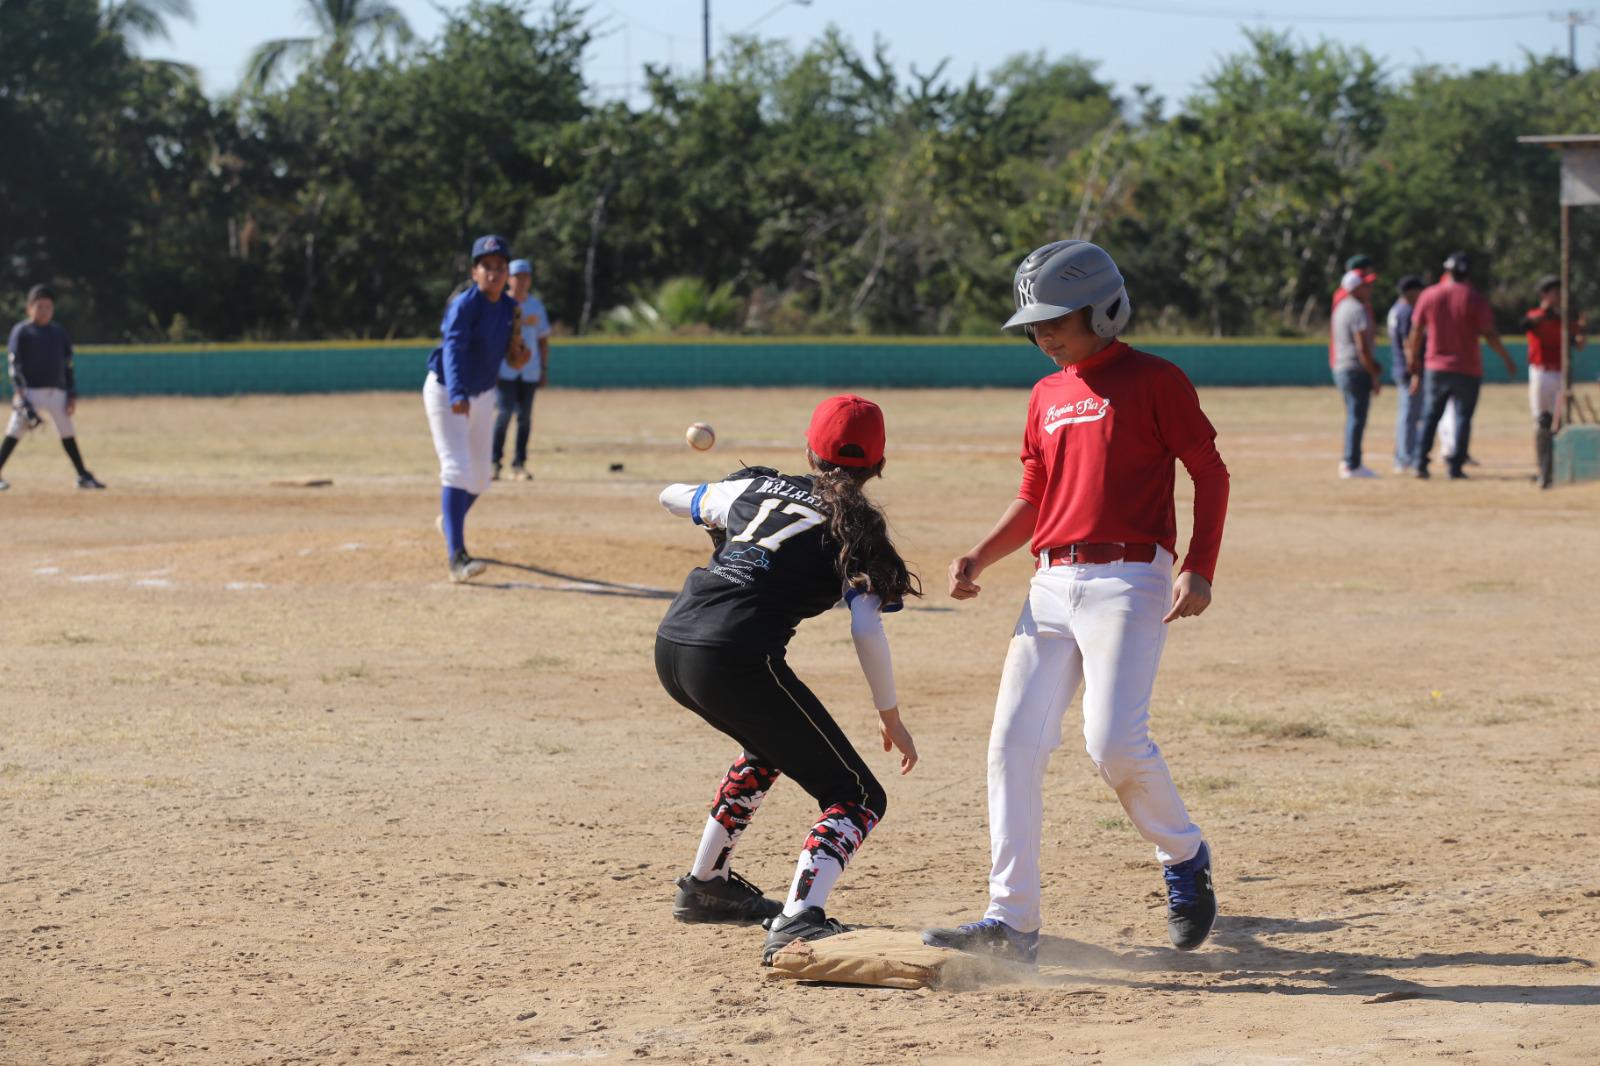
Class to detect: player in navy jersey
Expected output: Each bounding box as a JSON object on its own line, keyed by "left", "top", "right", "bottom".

{"left": 655, "top": 395, "right": 920, "bottom": 964}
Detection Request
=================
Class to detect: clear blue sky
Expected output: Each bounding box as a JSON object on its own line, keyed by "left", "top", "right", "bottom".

{"left": 152, "top": 1, "right": 1596, "bottom": 107}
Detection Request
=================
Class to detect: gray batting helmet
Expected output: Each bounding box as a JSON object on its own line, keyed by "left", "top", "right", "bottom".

{"left": 1003, "top": 240, "right": 1131, "bottom": 338}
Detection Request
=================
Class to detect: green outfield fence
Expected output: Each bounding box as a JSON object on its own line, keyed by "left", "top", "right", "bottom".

{"left": 42, "top": 336, "right": 1576, "bottom": 397}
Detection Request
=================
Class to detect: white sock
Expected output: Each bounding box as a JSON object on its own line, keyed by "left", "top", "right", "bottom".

{"left": 781, "top": 851, "right": 843, "bottom": 917}
{"left": 689, "top": 817, "right": 734, "bottom": 881}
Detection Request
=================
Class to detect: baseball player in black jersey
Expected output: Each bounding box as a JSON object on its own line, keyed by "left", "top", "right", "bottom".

{"left": 655, "top": 395, "right": 920, "bottom": 964}
{"left": 1, "top": 285, "right": 105, "bottom": 491}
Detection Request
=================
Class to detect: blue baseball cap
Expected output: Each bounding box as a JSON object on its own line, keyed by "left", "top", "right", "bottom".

{"left": 471, "top": 234, "right": 511, "bottom": 262}
{"left": 509, "top": 259, "right": 532, "bottom": 276}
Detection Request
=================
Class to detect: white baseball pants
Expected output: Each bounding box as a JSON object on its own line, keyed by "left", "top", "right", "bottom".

{"left": 984, "top": 547, "right": 1203, "bottom": 934}
{"left": 1529, "top": 366, "right": 1561, "bottom": 419}
{"left": 423, "top": 375, "right": 497, "bottom": 495}
{"left": 6, "top": 387, "right": 74, "bottom": 439}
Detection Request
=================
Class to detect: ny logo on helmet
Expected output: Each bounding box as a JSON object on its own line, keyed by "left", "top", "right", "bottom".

{"left": 1016, "top": 276, "right": 1037, "bottom": 307}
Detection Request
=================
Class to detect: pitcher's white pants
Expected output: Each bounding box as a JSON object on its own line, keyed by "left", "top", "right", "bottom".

{"left": 423, "top": 374, "right": 496, "bottom": 496}
{"left": 984, "top": 547, "right": 1203, "bottom": 934}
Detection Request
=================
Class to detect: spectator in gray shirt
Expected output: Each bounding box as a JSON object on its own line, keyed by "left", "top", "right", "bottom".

{"left": 1386, "top": 275, "right": 1425, "bottom": 472}
{"left": 1331, "top": 270, "right": 1382, "bottom": 479}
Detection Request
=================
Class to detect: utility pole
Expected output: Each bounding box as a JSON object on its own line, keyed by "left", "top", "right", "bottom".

{"left": 703, "top": 0, "right": 711, "bottom": 80}
{"left": 1552, "top": 10, "right": 1598, "bottom": 73}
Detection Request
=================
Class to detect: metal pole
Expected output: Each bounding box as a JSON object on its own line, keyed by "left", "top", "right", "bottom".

{"left": 703, "top": 0, "right": 711, "bottom": 80}
{"left": 1562, "top": 201, "right": 1574, "bottom": 424}
{"left": 1572, "top": 14, "right": 1579, "bottom": 73}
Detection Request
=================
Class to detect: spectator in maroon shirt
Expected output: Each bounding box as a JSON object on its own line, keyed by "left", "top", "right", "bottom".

{"left": 1404, "top": 252, "right": 1516, "bottom": 480}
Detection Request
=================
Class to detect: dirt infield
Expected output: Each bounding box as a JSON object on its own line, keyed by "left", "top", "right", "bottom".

{"left": 4, "top": 384, "right": 1598, "bottom": 1065}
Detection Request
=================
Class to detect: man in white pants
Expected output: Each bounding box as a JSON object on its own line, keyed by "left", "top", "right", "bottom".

{"left": 923, "top": 241, "right": 1230, "bottom": 964}
{"left": 1522, "top": 275, "right": 1586, "bottom": 489}
{"left": 1, "top": 284, "right": 105, "bottom": 491}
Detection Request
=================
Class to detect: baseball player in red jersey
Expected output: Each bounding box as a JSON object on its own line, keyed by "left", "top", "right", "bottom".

{"left": 922, "top": 240, "right": 1229, "bottom": 963}
{"left": 1522, "top": 275, "right": 1587, "bottom": 489}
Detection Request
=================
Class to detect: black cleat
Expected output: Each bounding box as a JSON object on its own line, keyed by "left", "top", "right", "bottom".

{"left": 673, "top": 870, "right": 782, "bottom": 925}
{"left": 921, "top": 917, "right": 1039, "bottom": 964}
{"left": 1164, "top": 842, "right": 1217, "bottom": 951}
{"left": 77, "top": 472, "right": 106, "bottom": 490}
{"left": 761, "top": 906, "right": 849, "bottom": 965}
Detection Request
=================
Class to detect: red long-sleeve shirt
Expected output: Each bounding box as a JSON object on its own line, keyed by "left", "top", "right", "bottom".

{"left": 1017, "top": 340, "right": 1229, "bottom": 583}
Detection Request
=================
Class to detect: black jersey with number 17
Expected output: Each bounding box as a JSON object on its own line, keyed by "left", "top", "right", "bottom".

{"left": 657, "top": 473, "right": 851, "bottom": 652}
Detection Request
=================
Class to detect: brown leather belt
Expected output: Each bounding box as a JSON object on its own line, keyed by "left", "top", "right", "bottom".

{"left": 1038, "top": 542, "right": 1159, "bottom": 568}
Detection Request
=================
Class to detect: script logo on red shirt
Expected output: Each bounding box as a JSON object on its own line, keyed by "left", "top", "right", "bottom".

{"left": 1043, "top": 397, "right": 1111, "bottom": 435}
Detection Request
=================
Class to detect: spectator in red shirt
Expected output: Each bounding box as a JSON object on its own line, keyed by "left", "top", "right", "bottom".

{"left": 1404, "top": 252, "right": 1516, "bottom": 479}
{"left": 1522, "top": 275, "right": 1588, "bottom": 488}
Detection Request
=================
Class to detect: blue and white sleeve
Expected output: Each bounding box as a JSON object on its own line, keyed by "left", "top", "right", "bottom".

{"left": 846, "top": 590, "right": 898, "bottom": 711}
{"left": 658, "top": 479, "right": 752, "bottom": 528}
{"left": 439, "top": 292, "right": 476, "bottom": 403}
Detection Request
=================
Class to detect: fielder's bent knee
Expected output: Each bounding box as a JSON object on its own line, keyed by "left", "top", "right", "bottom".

{"left": 1085, "top": 736, "right": 1151, "bottom": 788}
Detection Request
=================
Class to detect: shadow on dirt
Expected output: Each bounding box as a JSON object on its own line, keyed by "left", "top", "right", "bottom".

{"left": 1030, "top": 915, "right": 1597, "bottom": 1005}
{"left": 475, "top": 559, "right": 676, "bottom": 599}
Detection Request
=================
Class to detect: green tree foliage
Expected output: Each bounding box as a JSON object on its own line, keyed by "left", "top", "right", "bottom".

{"left": 4, "top": 1, "right": 1596, "bottom": 341}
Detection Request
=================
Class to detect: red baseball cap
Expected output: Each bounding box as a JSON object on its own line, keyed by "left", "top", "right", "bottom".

{"left": 806, "top": 394, "right": 885, "bottom": 468}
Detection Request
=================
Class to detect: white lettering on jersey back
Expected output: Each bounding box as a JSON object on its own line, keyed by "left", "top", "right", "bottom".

{"left": 755, "top": 476, "right": 824, "bottom": 509}
{"left": 1043, "top": 397, "right": 1111, "bottom": 435}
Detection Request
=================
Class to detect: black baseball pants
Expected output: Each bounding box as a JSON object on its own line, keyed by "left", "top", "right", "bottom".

{"left": 654, "top": 635, "right": 887, "bottom": 822}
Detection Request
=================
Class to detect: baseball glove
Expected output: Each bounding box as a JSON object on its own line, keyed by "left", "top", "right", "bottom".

{"left": 14, "top": 398, "right": 41, "bottom": 430}
{"left": 506, "top": 318, "right": 531, "bottom": 370}
{"left": 724, "top": 465, "right": 779, "bottom": 481}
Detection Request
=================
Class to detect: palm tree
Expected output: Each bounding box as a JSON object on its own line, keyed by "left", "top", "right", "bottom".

{"left": 100, "top": 0, "right": 195, "bottom": 44}
{"left": 101, "top": 1, "right": 199, "bottom": 85}
{"left": 243, "top": 0, "right": 413, "bottom": 92}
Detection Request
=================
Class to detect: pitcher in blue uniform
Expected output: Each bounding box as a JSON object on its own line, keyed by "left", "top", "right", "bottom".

{"left": 423, "top": 235, "right": 520, "bottom": 582}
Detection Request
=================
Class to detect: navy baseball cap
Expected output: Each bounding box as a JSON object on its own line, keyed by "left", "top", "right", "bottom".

{"left": 471, "top": 234, "right": 511, "bottom": 262}
{"left": 1397, "top": 274, "right": 1424, "bottom": 293}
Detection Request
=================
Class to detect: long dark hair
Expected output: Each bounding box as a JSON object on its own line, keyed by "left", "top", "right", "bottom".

{"left": 809, "top": 451, "right": 921, "bottom": 606}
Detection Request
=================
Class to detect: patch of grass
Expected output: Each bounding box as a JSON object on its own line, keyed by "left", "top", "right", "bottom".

{"left": 1575, "top": 776, "right": 1600, "bottom": 789}
{"left": 1200, "top": 711, "right": 1330, "bottom": 741}
{"left": 1182, "top": 774, "right": 1240, "bottom": 794}
{"left": 0, "top": 763, "right": 25, "bottom": 778}
{"left": 1459, "top": 579, "right": 1516, "bottom": 594}
{"left": 521, "top": 654, "right": 568, "bottom": 670}
{"left": 220, "top": 670, "right": 277, "bottom": 687}
{"left": 53, "top": 631, "right": 95, "bottom": 645}
{"left": 321, "top": 663, "right": 371, "bottom": 684}
{"left": 1095, "top": 816, "right": 1130, "bottom": 831}
{"left": 1353, "top": 709, "right": 1415, "bottom": 729}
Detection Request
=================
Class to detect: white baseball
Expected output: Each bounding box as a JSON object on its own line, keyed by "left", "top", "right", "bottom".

{"left": 686, "top": 422, "right": 716, "bottom": 451}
